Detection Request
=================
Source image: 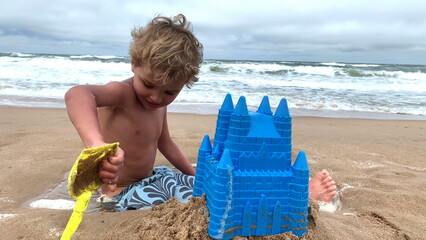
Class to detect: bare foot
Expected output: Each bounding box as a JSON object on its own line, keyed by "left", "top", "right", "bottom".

{"left": 309, "top": 169, "right": 337, "bottom": 202}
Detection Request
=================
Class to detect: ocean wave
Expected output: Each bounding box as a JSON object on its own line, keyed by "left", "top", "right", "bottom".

{"left": 10, "top": 52, "right": 35, "bottom": 58}
{"left": 209, "top": 65, "right": 229, "bottom": 73}
{"left": 343, "top": 69, "right": 373, "bottom": 77}
{"left": 2, "top": 53, "right": 426, "bottom": 116}
{"left": 70, "top": 55, "right": 95, "bottom": 59}
{"left": 350, "top": 63, "right": 381, "bottom": 67}
{"left": 338, "top": 69, "right": 400, "bottom": 78}
{"left": 398, "top": 71, "right": 426, "bottom": 81}
{"left": 320, "top": 62, "right": 347, "bottom": 67}
{"left": 70, "top": 54, "right": 127, "bottom": 62}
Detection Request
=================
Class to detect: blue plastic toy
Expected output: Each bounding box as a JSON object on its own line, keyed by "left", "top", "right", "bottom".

{"left": 193, "top": 94, "right": 310, "bottom": 239}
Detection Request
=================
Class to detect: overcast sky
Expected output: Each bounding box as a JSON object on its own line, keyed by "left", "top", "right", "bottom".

{"left": 1, "top": 0, "right": 426, "bottom": 64}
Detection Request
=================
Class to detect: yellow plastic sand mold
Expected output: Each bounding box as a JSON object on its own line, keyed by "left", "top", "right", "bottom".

{"left": 61, "top": 142, "right": 119, "bottom": 240}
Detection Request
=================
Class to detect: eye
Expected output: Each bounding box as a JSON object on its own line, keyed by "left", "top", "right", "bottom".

{"left": 165, "top": 91, "right": 176, "bottom": 96}
{"left": 143, "top": 81, "right": 154, "bottom": 88}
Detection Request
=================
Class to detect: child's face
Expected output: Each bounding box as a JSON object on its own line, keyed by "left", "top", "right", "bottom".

{"left": 132, "top": 64, "right": 185, "bottom": 110}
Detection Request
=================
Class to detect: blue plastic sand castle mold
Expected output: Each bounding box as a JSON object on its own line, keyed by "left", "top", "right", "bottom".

{"left": 193, "top": 94, "right": 310, "bottom": 239}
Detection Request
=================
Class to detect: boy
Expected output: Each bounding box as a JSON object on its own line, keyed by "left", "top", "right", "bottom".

{"left": 65, "top": 14, "right": 202, "bottom": 211}
{"left": 66, "top": 13, "right": 337, "bottom": 211}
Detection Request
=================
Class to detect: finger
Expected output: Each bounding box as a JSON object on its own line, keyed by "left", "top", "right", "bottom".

{"left": 101, "top": 174, "right": 118, "bottom": 184}
{"left": 104, "top": 175, "right": 118, "bottom": 192}
{"left": 100, "top": 159, "right": 119, "bottom": 190}
{"left": 99, "top": 169, "right": 116, "bottom": 181}
{"left": 103, "top": 178, "right": 115, "bottom": 184}
{"left": 101, "top": 178, "right": 117, "bottom": 192}
{"left": 108, "top": 156, "right": 123, "bottom": 165}
{"left": 107, "top": 183, "right": 117, "bottom": 192}
{"left": 108, "top": 148, "right": 124, "bottom": 165}
{"left": 99, "top": 162, "right": 117, "bottom": 181}
{"left": 101, "top": 159, "right": 120, "bottom": 173}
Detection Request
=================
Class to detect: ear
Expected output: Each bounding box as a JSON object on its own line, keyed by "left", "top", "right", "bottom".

{"left": 131, "top": 61, "right": 135, "bottom": 73}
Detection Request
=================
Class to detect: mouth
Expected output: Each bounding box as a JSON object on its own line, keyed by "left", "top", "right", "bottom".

{"left": 145, "top": 100, "right": 162, "bottom": 109}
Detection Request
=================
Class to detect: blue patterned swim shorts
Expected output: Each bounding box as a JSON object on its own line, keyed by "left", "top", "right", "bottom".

{"left": 99, "top": 166, "right": 194, "bottom": 211}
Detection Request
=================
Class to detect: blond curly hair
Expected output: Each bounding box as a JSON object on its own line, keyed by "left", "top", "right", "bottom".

{"left": 129, "top": 14, "right": 203, "bottom": 87}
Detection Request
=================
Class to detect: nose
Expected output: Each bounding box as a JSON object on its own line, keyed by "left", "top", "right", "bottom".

{"left": 149, "top": 91, "right": 163, "bottom": 104}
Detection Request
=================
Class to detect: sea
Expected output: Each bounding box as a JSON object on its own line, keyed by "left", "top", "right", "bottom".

{"left": 1, "top": 52, "right": 425, "bottom": 120}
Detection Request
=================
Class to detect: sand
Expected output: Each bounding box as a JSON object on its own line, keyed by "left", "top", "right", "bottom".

{"left": 0, "top": 106, "right": 425, "bottom": 239}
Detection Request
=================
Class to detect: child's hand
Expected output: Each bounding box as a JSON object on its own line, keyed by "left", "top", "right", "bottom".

{"left": 99, "top": 146, "right": 124, "bottom": 192}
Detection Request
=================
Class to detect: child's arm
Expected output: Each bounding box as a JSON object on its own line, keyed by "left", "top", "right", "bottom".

{"left": 65, "top": 81, "right": 129, "bottom": 186}
{"left": 158, "top": 112, "right": 196, "bottom": 176}
{"left": 65, "top": 85, "right": 105, "bottom": 148}
{"left": 65, "top": 82, "right": 128, "bottom": 147}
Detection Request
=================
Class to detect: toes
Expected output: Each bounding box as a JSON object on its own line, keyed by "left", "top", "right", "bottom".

{"left": 328, "top": 185, "right": 338, "bottom": 193}
{"left": 323, "top": 176, "right": 334, "bottom": 184}
{"left": 314, "top": 170, "right": 329, "bottom": 181}
{"left": 322, "top": 189, "right": 337, "bottom": 202}
{"left": 324, "top": 180, "right": 337, "bottom": 191}
{"left": 325, "top": 179, "right": 336, "bottom": 187}
{"left": 328, "top": 190, "right": 337, "bottom": 200}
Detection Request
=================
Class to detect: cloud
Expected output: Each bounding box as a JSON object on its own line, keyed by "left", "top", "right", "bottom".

{"left": 1, "top": 0, "right": 426, "bottom": 64}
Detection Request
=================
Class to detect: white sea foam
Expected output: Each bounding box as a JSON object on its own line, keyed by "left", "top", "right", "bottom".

{"left": 399, "top": 71, "right": 426, "bottom": 81}
{"left": 318, "top": 192, "right": 342, "bottom": 213}
{"left": 350, "top": 63, "right": 381, "bottom": 67}
{"left": 318, "top": 183, "right": 354, "bottom": 213}
{"left": 320, "top": 62, "right": 347, "bottom": 66}
{"left": 29, "top": 199, "right": 75, "bottom": 210}
{"left": 0, "top": 214, "right": 17, "bottom": 220}
{"left": 10, "top": 52, "right": 34, "bottom": 57}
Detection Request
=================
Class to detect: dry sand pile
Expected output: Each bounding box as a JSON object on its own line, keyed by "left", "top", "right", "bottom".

{"left": 101, "top": 196, "right": 323, "bottom": 240}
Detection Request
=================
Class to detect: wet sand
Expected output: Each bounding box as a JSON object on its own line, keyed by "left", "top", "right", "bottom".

{"left": 0, "top": 106, "right": 425, "bottom": 239}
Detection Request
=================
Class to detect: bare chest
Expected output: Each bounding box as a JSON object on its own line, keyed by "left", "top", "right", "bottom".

{"left": 98, "top": 106, "right": 164, "bottom": 150}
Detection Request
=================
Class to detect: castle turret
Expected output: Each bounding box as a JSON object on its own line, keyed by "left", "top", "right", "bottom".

{"left": 225, "top": 96, "right": 251, "bottom": 162}
{"left": 212, "top": 143, "right": 221, "bottom": 161}
{"left": 208, "top": 150, "right": 234, "bottom": 239}
{"left": 290, "top": 151, "right": 310, "bottom": 236}
{"left": 218, "top": 149, "right": 234, "bottom": 169}
{"left": 232, "top": 96, "right": 249, "bottom": 116}
{"left": 213, "top": 93, "right": 234, "bottom": 153}
{"left": 193, "top": 135, "right": 212, "bottom": 197}
{"left": 274, "top": 98, "right": 290, "bottom": 118}
{"left": 257, "top": 96, "right": 273, "bottom": 115}
{"left": 273, "top": 98, "right": 292, "bottom": 140}
{"left": 292, "top": 151, "right": 309, "bottom": 171}
{"left": 292, "top": 151, "right": 310, "bottom": 188}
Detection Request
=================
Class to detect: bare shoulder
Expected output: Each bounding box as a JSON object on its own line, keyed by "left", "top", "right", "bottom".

{"left": 105, "top": 78, "right": 134, "bottom": 92}
{"left": 89, "top": 77, "right": 136, "bottom": 107}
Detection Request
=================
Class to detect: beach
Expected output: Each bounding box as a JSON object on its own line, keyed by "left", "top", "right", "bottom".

{"left": 0, "top": 106, "right": 425, "bottom": 239}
